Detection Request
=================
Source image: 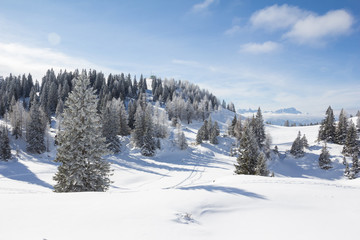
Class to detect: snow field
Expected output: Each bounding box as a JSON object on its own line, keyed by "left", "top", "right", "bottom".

{"left": 1, "top": 109, "right": 360, "bottom": 239}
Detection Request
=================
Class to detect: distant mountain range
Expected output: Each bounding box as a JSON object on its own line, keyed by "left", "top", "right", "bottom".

{"left": 238, "top": 107, "right": 302, "bottom": 115}
{"left": 238, "top": 107, "right": 323, "bottom": 126}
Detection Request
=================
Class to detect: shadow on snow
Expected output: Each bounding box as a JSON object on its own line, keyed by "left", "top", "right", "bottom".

{"left": 0, "top": 160, "right": 53, "bottom": 190}
{"left": 178, "top": 185, "right": 266, "bottom": 200}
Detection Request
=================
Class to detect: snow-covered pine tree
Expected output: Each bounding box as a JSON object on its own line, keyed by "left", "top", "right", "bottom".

{"left": 132, "top": 102, "right": 146, "bottom": 148}
{"left": 351, "top": 153, "right": 359, "bottom": 175}
{"left": 176, "top": 124, "right": 188, "bottom": 150}
{"left": 233, "top": 115, "right": 242, "bottom": 140}
{"left": 319, "top": 143, "right": 332, "bottom": 170}
{"left": 255, "top": 152, "right": 269, "bottom": 176}
{"left": 264, "top": 133, "right": 272, "bottom": 159}
{"left": 102, "top": 101, "right": 121, "bottom": 153}
{"left": 0, "top": 126, "right": 12, "bottom": 161}
{"left": 234, "top": 125, "right": 259, "bottom": 175}
{"left": 55, "top": 99, "right": 64, "bottom": 118}
{"left": 128, "top": 100, "right": 137, "bottom": 130}
{"left": 301, "top": 134, "right": 309, "bottom": 149}
{"left": 254, "top": 107, "right": 266, "bottom": 148}
{"left": 290, "top": 131, "right": 304, "bottom": 158}
{"left": 53, "top": 75, "right": 111, "bottom": 192}
{"left": 134, "top": 104, "right": 156, "bottom": 156}
{"left": 196, "top": 126, "right": 203, "bottom": 144}
{"left": 335, "top": 109, "right": 348, "bottom": 144}
{"left": 342, "top": 122, "right": 358, "bottom": 156}
{"left": 318, "top": 106, "right": 336, "bottom": 142}
{"left": 26, "top": 100, "right": 46, "bottom": 154}
{"left": 228, "top": 115, "right": 236, "bottom": 136}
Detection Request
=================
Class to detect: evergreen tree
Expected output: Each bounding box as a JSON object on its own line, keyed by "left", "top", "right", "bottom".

{"left": 301, "top": 134, "right": 309, "bottom": 149}
{"left": 176, "top": 124, "right": 188, "bottom": 150}
{"left": 26, "top": 100, "right": 46, "bottom": 154}
{"left": 290, "top": 131, "right": 304, "bottom": 158}
{"left": 351, "top": 153, "right": 359, "bottom": 175}
{"left": 255, "top": 152, "right": 269, "bottom": 176}
{"left": 55, "top": 99, "right": 64, "bottom": 118}
{"left": 53, "top": 75, "right": 111, "bottom": 192}
{"left": 319, "top": 143, "right": 332, "bottom": 170}
{"left": 141, "top": 131, "right": 156, "bottom": 156}
{"left": 318, "top": 106, "right": 336, "bottom": 142}
{"left": 128, "top": 100, "right": 137, "bottom": 129}
{"left": 117, "top": 99, "right": 130, "bottom": 136}
{"left": 0, "top": 126, "right": 12, "bottom": 161}
{"left": 254, "top": 107, "right": 266, "bottom": 148}
{"left": 342, "top": 122, "right": 358, "bottom": 156}
{"left": 228, "top": 115, "right": 237, "bottom": 136}
{"left": 9, "top": 100, "right": 24, "bottom": 139}
{"left": 102, "top": 101, "right": 121, "bottom": 153}
{"left": 335, "top": 109, "right": 348, "bottom": 144}
{"left": 233, "top": 115, "right": 242, "bottom": 140}
{"left": 196, "top": 129, "right": 203, "bottom": 144}
{"left": 234, "top": 125, "right": 259, "bottom": 175}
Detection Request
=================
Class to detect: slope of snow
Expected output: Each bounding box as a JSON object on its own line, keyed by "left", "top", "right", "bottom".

{"left": 1, "top": 109, "right": 360, "bottom": 240}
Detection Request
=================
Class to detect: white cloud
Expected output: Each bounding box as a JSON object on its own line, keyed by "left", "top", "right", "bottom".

{"left": 284, "top": 10, "right": 354, "bottom": 45}
{"left": 250, "top": 4, "right": 309, "bottom": 31}
{"left": 249, "top": 5, "right": 354, "bottom": 46}
{"left": 240, "top": 41, "right": 280, "bottom": 54}
{"left": 47, "top": 32, "right": 61, "bottom": 46}
{"left": 224, "top": 25, "right": 241, "bottom": 35}
{"left": 191, "top": 0, "right": 215, "bottom": 13}
{"left": 0, "top": 42, "right": 115, "bottom": 81}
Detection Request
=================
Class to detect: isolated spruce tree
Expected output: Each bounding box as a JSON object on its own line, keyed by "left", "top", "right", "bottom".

{"left": 290, "top": 131, "right": 304, "bottom": 158}
{"left": 318, "top": 106, "right": 336, "bottom": 142}
{"left": 235, "top": 125, "right": 259, "bottom": 175}
{"left": 319, "top": 143, "right": 332, "bottom": 170}
{"left": 53, "top": 75, "right": 111, "bottom": 192}
{"left": 102, "top": 101, "right": 121, "bottom": 153}
{"left": 254, "top": 107, "right": 266, "bottom": 148}
{"left": 0, "top": 127, "right": 12, "bottom": 161}
{"left": 335, "top": 109, "right": 348, "bottom": 144}
{"left": 342, "top": 122, "right": 358, "bottom": 156}
{"left": 26, "top": 100, "right": 46, "bottom": 154}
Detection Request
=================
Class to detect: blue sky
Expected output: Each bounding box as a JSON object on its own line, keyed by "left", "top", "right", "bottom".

{"left": 0, "top": 0, "right": 359, "bottom": 115}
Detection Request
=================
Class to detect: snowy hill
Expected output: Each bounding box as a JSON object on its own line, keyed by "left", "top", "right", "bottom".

{"left": 1, "top": 108, "right": 360, "bottom": 240}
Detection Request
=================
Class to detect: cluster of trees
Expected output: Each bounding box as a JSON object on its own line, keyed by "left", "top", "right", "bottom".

{"left": 196, "top": 117, "right": 220, "bottom": 145}
{"left": 0, "top": 68, "right": 221, "bottom": 158}
{"left": 318, "top": 106, "right": 359, "bottom": 177}
{"left": 0, "top": 68, "right": 228, "bottom": 192}
{"left": 233, "top": 108, "right": 270, "bottom": 176}
{"left": 290, "top": 131, "right": 309, "bottom": 158}
{"left": 0, "top": 126, "right": 11, "bottom": 161}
